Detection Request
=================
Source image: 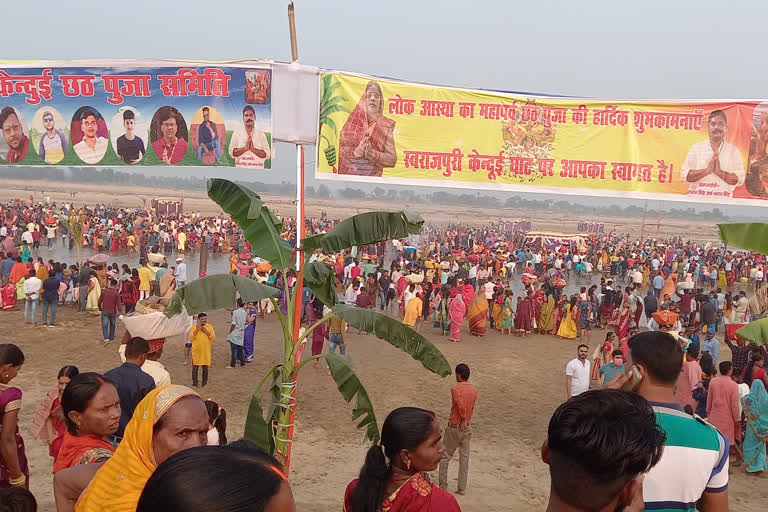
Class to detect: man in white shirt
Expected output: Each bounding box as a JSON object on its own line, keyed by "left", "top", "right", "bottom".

{"left": 228, "top": 105, "right": 270, "bottom": 168}
{"left": 21, "top": 230, "right": 33, "bottom": 246}
{"left": 565, "top": 344, "right": 591, "bottom": 400}
{"left": 142, "top": 348, "right": 171, "bottom": 387}
{"left": 73, "top": 110, "right": 108, "bottom": 164}
{"left": 174, "top": 257, "right": 187, "bottom": 288}
{"left": 681, "top": 110, "right": 745, "bottom": 198}
{"left": 23, "top": 269, "right": 41, "bottom": 325}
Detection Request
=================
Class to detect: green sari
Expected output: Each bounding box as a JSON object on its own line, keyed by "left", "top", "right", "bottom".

{"left": 743, "top": 380, "right": 768, "bottom": 473}
{"left": 501, "top": 297, "right": 515, "bottom": 328}
{"left": 434, "top": 298, "right": 451, "bottom": 336}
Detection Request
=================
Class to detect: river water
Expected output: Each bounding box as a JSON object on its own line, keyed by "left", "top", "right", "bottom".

{"left": 39, "top": 242, "right": 232, "bottom": 276}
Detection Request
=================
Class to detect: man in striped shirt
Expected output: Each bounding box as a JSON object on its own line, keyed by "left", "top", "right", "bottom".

{"left": 610, "top": 331, "right": 729, "bottom": 511}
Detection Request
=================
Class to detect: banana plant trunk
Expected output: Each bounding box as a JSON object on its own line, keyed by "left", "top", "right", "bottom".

{"left": 274, "top": 370, "right": 299, "bottom": 468}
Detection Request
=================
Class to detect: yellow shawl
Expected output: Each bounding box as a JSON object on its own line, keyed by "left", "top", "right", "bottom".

{"left": 75, "top": 385, "right": 199, "bottom": 512}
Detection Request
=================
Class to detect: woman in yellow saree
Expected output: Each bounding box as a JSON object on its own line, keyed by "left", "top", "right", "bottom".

{"left": 75, "top": 385, "right": 209, "bottom": 512}
{"left": 556, "top": 296, "right": 578, "bottom": 339}
{"left": 538, "top": 294, "right": 555, "bottom": 332}
{"left": 86, "top": 273, "right": 101, "bottom": 313}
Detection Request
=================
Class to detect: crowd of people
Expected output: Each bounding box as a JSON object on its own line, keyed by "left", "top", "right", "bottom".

{"left": 1, "top": 197, "right": 768, "bottom": 511}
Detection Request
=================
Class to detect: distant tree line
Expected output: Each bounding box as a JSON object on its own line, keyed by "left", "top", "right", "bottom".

{"left": 2, "top": 167, "right": 730, "bottom": 221}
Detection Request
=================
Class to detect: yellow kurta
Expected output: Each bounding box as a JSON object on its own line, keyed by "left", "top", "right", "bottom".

{"left": 137, "top": 267, "right": 151, "bottom": 291}
{"left": 403, "top": 298, "right": 422, "bottom": 327}
{"left": 190, "top": 324, "right": 216, "bottom": 366}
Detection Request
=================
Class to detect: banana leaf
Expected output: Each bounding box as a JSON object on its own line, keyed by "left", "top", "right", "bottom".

{"left": 319, "top": 74, "right": 341, "bottom": 105}
{"left": 243, "top": 366, "right": 282, "bottom": 454}
{"left": 326, "top": 352, "right": 380, "bottom": 444}
{"left": 207, "top": 178, "right": 294, "bottom": 269}
{"left": 735, "top": 317, "right": 768, "bottom": 346}
{"left": 331, "top": 304, "right": 452, "bottom": 378}
{"left": 303, "top": 261, "right": 337, "bottom": 307}
{"left": 718, "top": 223, "right": 768, "bottom": 254}
{"left": 301, "top": 211, "right": 424, "bottom": 254}
{"left": 164, "top": 274, "right": 279, "bottom": 317}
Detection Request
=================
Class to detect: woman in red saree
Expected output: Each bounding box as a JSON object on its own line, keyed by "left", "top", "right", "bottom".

{"left": 344, "top": 407, "right": 461, "bottom": 512}
{"left": 449, "top": 295, "right": 466, "bottom": 342}
{"left": 515, "top": 291, "right": 534, "bottom": 336}
{"left": 338, "top": 80, "right": 397, "bottom": 176}
{"left": 608, "top": 302, "right": 632, "bottom": 344}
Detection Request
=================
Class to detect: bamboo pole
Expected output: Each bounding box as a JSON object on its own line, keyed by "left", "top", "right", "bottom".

{"left": 282, "top": 0, "right": 305, "bottom": 476}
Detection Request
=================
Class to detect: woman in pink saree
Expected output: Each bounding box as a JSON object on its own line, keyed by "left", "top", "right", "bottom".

{"left": 449, "top": 295, "right": 466, "bottom": 342}
{"left": 338, "top": 81, "right": 397, "bottom": 176}
{"left": 344, "top": 407, "right": 461, "bottom": 512}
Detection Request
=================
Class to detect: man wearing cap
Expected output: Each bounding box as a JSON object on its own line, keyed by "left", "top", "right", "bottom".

{"left": 174, "top": 257, "right": 187, "bottom": 288}
{"left": 701, "top": 327, "right": 722, "bottom": 365}
{"left": 648, "top": 309, "right": 681, "bottom": 334}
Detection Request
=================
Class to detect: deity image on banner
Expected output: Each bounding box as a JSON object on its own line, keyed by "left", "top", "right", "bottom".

{"left": 0, "top": 107, "right": 30, "bottom": 163}
{"left": 191, "top": 106, "right": 225, "bottom": 165}
{"left": 111, "top": 107, "right": 147, "bottom": 165}
{"left": 501, "top": 99, "right": 557, "bottom": 183}
{"left": 245, "top": 69, "right": 271, "bottom": 105}
{"left": 338, "top": 80, "right": 397, "bottom": 177}
{"left": 71, "top": 106, "right": 109, "bottom": 165}
{"left": 150, "top": 106, "right": 189, "bottom": 165}
{"left": 746, "top": 102, "right": 768, "bottom": 198}
{"left": 31, "top": 107, "right": 68, "bottom": 164}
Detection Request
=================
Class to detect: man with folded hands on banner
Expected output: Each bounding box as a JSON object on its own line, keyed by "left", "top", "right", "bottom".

{"left": 229, "top": 105, "right": 269, "bottom": 168}
{"left": 681, "top": 109, "right": 745, "bottom": 197}
{"left": 0, "top": 107, "right": 29, "bottom": 163}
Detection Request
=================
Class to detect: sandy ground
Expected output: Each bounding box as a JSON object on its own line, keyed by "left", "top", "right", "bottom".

{"left": 5, "top": 300, "right": 765, "bottom": 511}
{"left": 0, "top": 178, "right": 721, "bottom": 240}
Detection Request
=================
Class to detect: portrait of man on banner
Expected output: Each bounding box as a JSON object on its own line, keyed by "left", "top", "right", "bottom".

{"left": 0, "top": 107, "right": 30, "bottom": 163}
{"left": 72, "top": 107, "right": 109, "bottom": 165}
{"left": 192, "top": 106, "right": 224, "bottom": 165}
{"left": 338, "top": 80, "right": 396, "bottom": 176}
{"left": 229, "top": 105, "right": 270, "bottom": 169}
{"left": 150, "top": 106, "right": 188, "bottom": 165}
{"left": 680, "top": 109, "right": 745, "bottom": 197}
{"left": 34, "top": 108, "right": 68, "bottom": 164}
{"left": 114, "top": 108, "right": 146, "bottom": 164}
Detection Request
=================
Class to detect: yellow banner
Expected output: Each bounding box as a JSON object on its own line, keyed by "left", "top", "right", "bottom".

{"left": 316, "top": 72, "right": 768, "bottom": 206}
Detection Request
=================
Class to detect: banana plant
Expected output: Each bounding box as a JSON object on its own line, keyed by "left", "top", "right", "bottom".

{"left": 165, "top": 178, "right": 451, "bottom": 468}
{"left": 718, "top": 223, "right": 768, "bottom": 254}
{"left": 318, "top": 73, "right": 351, "bottom": 167}
{"left": 59, "top": 213, "right": 85, "bottom": 266}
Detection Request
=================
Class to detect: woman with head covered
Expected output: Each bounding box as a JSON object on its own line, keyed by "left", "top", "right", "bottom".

{"left": 338, "top": 81, "right": 396, "bottom": 176}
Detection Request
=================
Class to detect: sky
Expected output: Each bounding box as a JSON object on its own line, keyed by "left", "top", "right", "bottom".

{"left": 4, "top": 0, "right": 768, "bottom": 216}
